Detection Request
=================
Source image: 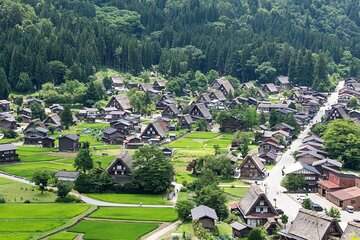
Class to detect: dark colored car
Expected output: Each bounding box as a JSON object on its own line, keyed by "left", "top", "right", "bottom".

{"left": 276, "top": 208, "right": 284, "bottom": 215}
{"left": 311, "top": 203, "right": 323, "bottom": 212}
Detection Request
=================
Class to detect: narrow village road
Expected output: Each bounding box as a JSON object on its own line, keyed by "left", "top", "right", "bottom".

{"left": 144, "top": 221, "right": 182, "bottom": 240}
{"left": 261, "top": 81, "right": 344, "bottom": 223}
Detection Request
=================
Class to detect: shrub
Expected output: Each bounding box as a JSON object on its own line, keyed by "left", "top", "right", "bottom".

{"left": 0, "top": 195, "right": 5, "bottom": 203}
{"left": 55, "top": 195, "right": 81, "bottom": 203}
{"left": 180, "top": 187, "right": 188, "bottom": 192}
{"left": 24, "top": 200, "right": 31, "bottom": 203}
{"left": 175, "top": 200, "right": 195, "bottom": 222}
{"left": 56, "top": 181, "right": 73, "bottom": 198}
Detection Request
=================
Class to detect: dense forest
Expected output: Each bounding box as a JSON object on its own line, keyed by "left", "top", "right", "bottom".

{"left": 1, "top": 0, "right": 360, "bottom": 96}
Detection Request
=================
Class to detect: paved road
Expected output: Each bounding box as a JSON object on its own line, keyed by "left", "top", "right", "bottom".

{"left": 144, "top": 221, "right": 182, "bottom": 240}
{"left": 261, "top": 81, "right": 345, "bottom": 224}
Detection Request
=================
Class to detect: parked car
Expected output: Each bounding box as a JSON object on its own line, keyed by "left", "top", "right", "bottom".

{"left": 353, "top": 219, "right": 360, "bottom": 223}
{"left": 347, "top": 206, "right": 354, "bottom": 213}
{"left": 276, "top": 208, "right": 284, "bottom": 215}
{"left": 311, "top": 203, "right": 323, "bottom": 212}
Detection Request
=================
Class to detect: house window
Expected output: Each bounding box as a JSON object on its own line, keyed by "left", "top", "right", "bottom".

{"left": 256, "top": 207, "right": 260, "bottom": 213}
{"left": 351, "top": 200, "right": 356, "bottom": 204}
{"left": 259, "top": 200, "right": 264, "bottom": 206}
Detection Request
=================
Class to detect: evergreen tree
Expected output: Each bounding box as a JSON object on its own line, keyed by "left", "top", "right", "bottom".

{"left": 61, "top": 105, "right": 73, "bottom": 129}
{"left": 16, "top": 72, "right": 33, "bottom": 93}
{"left": 0, "top": 68, "right": 11, "bottom": 99}
{"left": 74, "top": 148, "right": 94, "bottom": 173}
{"left": 9, "top": 46, "right": 22, "bottom": 89}
{"left": 84, "top": 82, "right": 98, "bottom": 107}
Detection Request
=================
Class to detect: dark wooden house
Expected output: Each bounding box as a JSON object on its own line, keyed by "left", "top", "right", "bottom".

{"left": 106, "top": 95, "right": 132, "bottom": 111}
{"left": 177, "top": 114, "right": 194, "bottom": 129}
{"left": 238, "top": 153, "right": 266, "bottom": 180}
{"left": 107, "top": 150, "right": 133, "bottom": 183}
{"left": 235, "top": 184, "right": 279, "bottom": 227}
{"left": 189, "top": 103, "right": 213, "bottom": 123}
{"left": 140, "top": 121, "right": 166, "bottom": 142}
{"left": 59, "top": 134, "right": 80, "bottom": 152}
{"left": 0, "top": 143, "right": 19, "bottom": 163}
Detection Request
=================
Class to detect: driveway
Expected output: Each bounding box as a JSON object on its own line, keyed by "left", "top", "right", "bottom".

{"left": 261, "top": 81, "right": 345, "bottom": 224}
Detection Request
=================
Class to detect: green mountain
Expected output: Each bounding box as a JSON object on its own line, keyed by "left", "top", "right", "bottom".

{"left": 0, "top": 0, "right": 360, "bottom": 96}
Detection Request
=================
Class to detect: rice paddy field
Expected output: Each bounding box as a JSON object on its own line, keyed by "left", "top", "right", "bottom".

{"left": 68, "top": 221, "right": 159, "bottom": 240}
{"left": 90, "top": 207, "right": 178, "bottom": 222}
{"left": 0, "top": 204, "right": 91, "bottom": 240}
{"left": 85, "top": 193, "right": 170, "bottom": 205}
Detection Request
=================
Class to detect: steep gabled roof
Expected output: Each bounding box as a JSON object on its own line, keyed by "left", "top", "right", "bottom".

{"left": 341, "top": 221, "right": 360, "bottom": 240}
{"left": 191, "top": 205, "right": 218, "bottom": 221}
{"left": 190, "top": 103, "right": 212, "bottom": 120}
{"left": 283, "top": 208, "right": 342, "bottom": 240}
{"left": 239, "top": 153, "right": 265, "bottom": 173}
{"left": 44, "top": 113, "right": 62, "bottom": 126}
{"left": 106, "top": 150, "right": 133, "bottom": 172}
{"left": 277, "top": 76, "right": 290, "bottom": 84}
{"left": 238, "top": 184, "right": 277, "bottom": 217}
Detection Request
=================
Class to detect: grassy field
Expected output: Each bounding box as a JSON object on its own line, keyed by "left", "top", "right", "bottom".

{"left": 90, "top": 207, "right": 178, "bottom": 222}
{"left": 223, "top": 187, "right": 249, "bottom": 202}
{"left": 0, "top": 204, "right": 90, "bottom": 219}
{"left": 0, "top": 204, "right": 90, "bottom": 240}
{"left": 0, "top": 177, "right": 57, "bottom": 203}
{"left": 0, "top": 162, "right": 74, "bottom": 179}
{"left": 69, "top": 221, "right": 159, "bottom": 240}
{"left": 85, "top": 193, "right": 170, "bottom": 205}
{"left": 183, "top": 132, "right": 221, "bottom": 139}
{"left": 48, "top": 232, "right": 78, "bottom": 240}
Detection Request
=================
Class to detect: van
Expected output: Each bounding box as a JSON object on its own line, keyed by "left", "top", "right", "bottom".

{"left": 311, "top": 203, "right": 323, "bottom": 212}
{"left": 346, "top": 206, "right": 354, "bottom": 213}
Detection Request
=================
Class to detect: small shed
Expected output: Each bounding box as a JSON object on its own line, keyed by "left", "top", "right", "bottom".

{"left": 230, "top": 222, "right": 252, "bottom": 238}
{"left": 59, "top": 134, "right": 80, "bottom": 152}
{"left": 191, "top": 205, "right": 218, "bottom": 232}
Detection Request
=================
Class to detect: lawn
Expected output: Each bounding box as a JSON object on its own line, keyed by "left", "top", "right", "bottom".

{"left": 48, "top": 232, "right": 78, "bottom": 240}
{"left": 69, "top": 221, "right": 159, "bottom": 240}
{"left": 184, "top": 132, "right": 221, "bottom": 139}
{"left": 0, "top": 162, "right": 74, "bottom": 179}
{"left": 223, "top": 187, "right": 249, "bottom": 202}
{"left": 85, "top": 193, "right": 170, "bottom": 205}
{"left": 0, "top": 204, "right": 90, "bottom": 219}
{"left": 90, "top": 207, "right": 178, "bottom": 222}
{"left": 223, "top": 187, "right": 249, "bottom": 197}
{"left": 0, "top": 177, "right": 57, "bottom": 203}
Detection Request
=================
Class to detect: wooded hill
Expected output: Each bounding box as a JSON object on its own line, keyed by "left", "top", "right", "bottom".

{"left": 1, "top": 0, "right": 360, "bottom": 97}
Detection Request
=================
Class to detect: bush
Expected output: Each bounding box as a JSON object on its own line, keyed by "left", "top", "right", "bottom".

{"left": 0, "top": 195, "right": 5, "bottom": 203}
{"left": 55, "top": 195, "right": 81, "bottom": 203}
{"left": 24, "top": 200, "right": 31, "bottom": 203}
{"left": 57, "top": 181, "right": 73, "bottom": 198}
{"left": 180, "top": 187, "right": 188, "bottom": 192}
{"left": 175, "top": 200, "right": 195, "bottom": 222}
